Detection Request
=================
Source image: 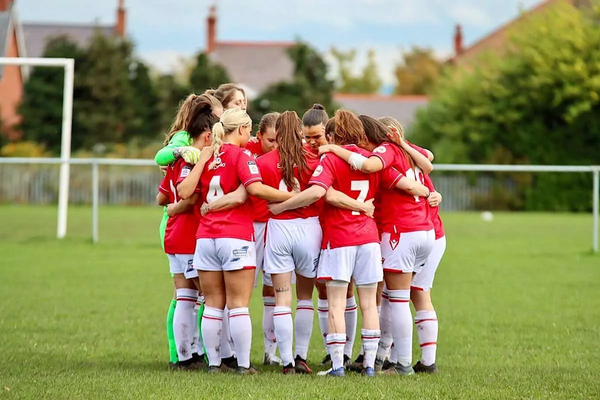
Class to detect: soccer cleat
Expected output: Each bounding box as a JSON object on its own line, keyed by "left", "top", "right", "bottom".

{"left": 294, "top": 356, "right": 312, "bottom": 374}
{"left": 263, "top": 353, "right": 283, "bottom": 366}
{"left": 380, "top": 363, "right": 415, "bottom": 376}
{"left": 328, "top": 367, "right": 346, "bottom": 377}
{"left": 207, "top": 365, "right": 222, "bottom": 374}
{"left": 374, "top": 358, "right": 384, "bottom": 372}
{"left": 219, "top": 362, "right": 236, "bottom": 373}
{"left": 320, "top": 354, "right": 331, "bottom": 365}
{"left": 191, "top": 353, "right": 207, "bottom": 368}
{"left": 343, "top": 354, "right": 351, "bottom": 367}
{"left": 362, "top": 367, "right": 376, "bottom": 377}
{"left": 169, "top": 358, "right": 201, "bottom": 371}
{"left": 222, "top": 356, "right": 238, "bottom": 370}
{"left": 346, "top": 354, "right": 364, "bottom": 373}
{"left": 317, "top": 368, "right": 333, "bottom": 376}
{"left": 282, "top": 363, "right": 296, "bottom": 374}
{"left": 236, "top": 366, "right": 259, "bottom": 375}
{"left": 381, "top": 360, "right": 396, "bottom": 371}
{"left": 413, "top": 361, "right": 438, "bottom": 374}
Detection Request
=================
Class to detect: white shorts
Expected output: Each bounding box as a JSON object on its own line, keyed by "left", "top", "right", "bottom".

{"left": 253, "top": 222, "right": 267, "bottom": 288}
{"left": 318, "top": 243, "right": 383, "bottom": 286}
{"left": 380, "top": 230, "right": 435, "bottom": 274}
{"left": 264, "top": 217, "right": 322, "bottom": 278}
{"left": 167, "top": 254, "right": 198, "bottom": 279}
{"left": 193, "top": 238, "right": 256, "bottom": 272}
{"left": 412, "top": 236, "right": 446, "bottom": 291}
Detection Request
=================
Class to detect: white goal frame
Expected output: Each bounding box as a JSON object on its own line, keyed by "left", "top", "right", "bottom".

{"left": 0, "top": 57, "right": 75, "bottom": 239}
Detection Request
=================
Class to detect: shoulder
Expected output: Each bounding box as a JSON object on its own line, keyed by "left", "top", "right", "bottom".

{"left": 169, "top": 131, "right": 191, "bottom": 145}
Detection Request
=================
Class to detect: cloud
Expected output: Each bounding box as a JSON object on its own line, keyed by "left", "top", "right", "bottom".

{"left": 138, "top": 50, "right": 193, "bottom": 73}
{"left": 448, "top": 4, "right": 493, "bottom": 27}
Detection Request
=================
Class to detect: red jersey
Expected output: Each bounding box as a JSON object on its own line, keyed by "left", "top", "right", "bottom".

{"left": 257, "top": 147, "right": 323, "bottom": 220}
{"left": 423, "top": 174, "right": 445, "bottom": 239}
{"left": 189, "top": 143, "right": 262, "bottom": 241}
{"left": 309, "top": 145, "right": 402, "bottom": 249}
{"left": 371, "top": 142, "right": 433, "bottom": 233}
{"left": 245, "top": 140, "right": 265, "bottom": 158}
{"left": 159, "top": 159, "right": 200, "bottom": 254}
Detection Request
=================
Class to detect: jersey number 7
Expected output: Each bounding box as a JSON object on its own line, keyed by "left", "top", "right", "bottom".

{"left": 350, "top": 180, "right": 369, "bottom": 216}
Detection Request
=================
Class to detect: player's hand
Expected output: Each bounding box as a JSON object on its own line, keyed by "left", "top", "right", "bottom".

{"left": 248, "top": 136, "right": 259, "bottom": 144}
{"left": 159, "top": 166, "right": 168, "bottom": 176}
{"left": 362, "top": 198, "right": 375, "bottom": 218}
{"left": 268, "top": 202, "right": 286, "bottom": 216}
{"left": 428, "top": 191, "right": 442, "bottom": 207}
{"left": 176, "top": 147, "right": 202, "bottom": 164}
{"left": 318, "top": 144, "right": 338, "bottom": 155}
{"left": 200, "top": 202, "right": 210, "bottom": 216}
{"left": 166, "top": 203, "right": 177, "bottom": 217}
{"left": 200, "top": 147, "right": 213, "bottom": 163}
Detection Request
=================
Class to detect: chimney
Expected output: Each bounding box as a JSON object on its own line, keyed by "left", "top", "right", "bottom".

{"left": 207, "top": 5, "right": 217, "bottom": 53}
{"left": 454, "top": 24, "right": 464, "bottom": 56}
{"left": 0, "top": 0, "right": 13, "bottom": 12}
{"left": 115, "top": 0, "right": 126, "bottom": 37}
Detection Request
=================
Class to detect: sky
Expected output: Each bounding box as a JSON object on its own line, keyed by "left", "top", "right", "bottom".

{"left": 17, "top": 0, "right": 540, "bottom": 87}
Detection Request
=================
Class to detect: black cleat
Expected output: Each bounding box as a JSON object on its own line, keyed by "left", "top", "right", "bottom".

{"left": 191, "top": 353, "right": 207, "bottom": 368}
{"left": 282, "top": 363, "right": 296, "bottom": 374}
{"left": 236, "top": 366, "right": 259, "bottom": 375}
{"left": 381, "top": 359, "right": 396, "bottom": 371}
{"left": 207, "top": 365, "right": 222, "bottom": 374}
{"left": 170, "top": 358, "right": 201, "bottom": 371}
{"left": 346, "top": 354, "right": 364, "bottom": 373}
{"left": 413, "top": 361, "right": 438, "bottom": 374}
{"left": 294, "top": 356, "right": 312, "bottom": 374}
{"left": 320, "top": 354, "right": 331, "bottom": 365}
{"left": 222, "top": 356, "right": 238, "bottom": 370}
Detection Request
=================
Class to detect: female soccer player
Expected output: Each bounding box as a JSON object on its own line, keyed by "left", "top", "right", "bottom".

{"left": 270, "top": 110, "right": 430, "bottom": 376}
{"left": 156, "top": 98, "right": 219, "bottom": 369}
{"left": 177, "top": 108, "right": 292, "bottom": 374}
{"left": 379, "top": 117, "right": 445, "bottom": 374}
{"left": 154, "top": 93, "right": 222, "bottom": 366}
{"left": 319, "top": 115, "right": 435, "bottom": 375}
{"left": 205, "top": 83, "right": 247, "bottom": 111}
{"left": 301, "top": 104, "right": 359, "bottom": 367}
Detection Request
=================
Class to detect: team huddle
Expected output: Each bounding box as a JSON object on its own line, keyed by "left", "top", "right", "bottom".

{"left": 154, "top": 83, "right": 446, "bottom": 376}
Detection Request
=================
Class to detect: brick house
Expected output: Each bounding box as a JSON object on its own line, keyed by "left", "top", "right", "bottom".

{"left": 0, "top": 0, "right": 126, "bottom": 138}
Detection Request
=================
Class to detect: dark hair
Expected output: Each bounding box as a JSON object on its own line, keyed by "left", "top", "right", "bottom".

{"left": 164, "top": 93, "right": 221, "bottom": 145}
{"left": 301, "top": 104, "right": 329, "bottom": 127}
{"left": 186, "top": 94, "right": 221, "bottom": 140}
{"left": 359, "top": 115, "right": 414, "bottom": 169}
{"left": 258, "top": 112, "right": 280, "bottom": 133}
{"left": 276, "top": 111, "right": 311, "bottom": 191}
{"left": 331, "top": 110, "right": 365, "bottom": 146}
{"left": 205, "top": 83, "right": 246, "bottom": 110}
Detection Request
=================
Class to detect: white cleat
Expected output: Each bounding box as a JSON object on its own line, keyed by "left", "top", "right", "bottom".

{"left": 317, "top": 368, "right": 333, "bottom": 376}
{"left": 263, "top": 353, "right": 283, "bottom": 366}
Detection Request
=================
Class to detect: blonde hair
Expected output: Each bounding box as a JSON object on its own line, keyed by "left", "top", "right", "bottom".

{"left": 209, "top": 108, "right": 252, "bottom": 169}
{"left": 378, "top": 116, "right": 405, "bottom": 139}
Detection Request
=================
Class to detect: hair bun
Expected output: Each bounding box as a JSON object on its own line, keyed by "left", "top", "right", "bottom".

{"left": 312, "top": 103, "right": 325, "bottom": 111}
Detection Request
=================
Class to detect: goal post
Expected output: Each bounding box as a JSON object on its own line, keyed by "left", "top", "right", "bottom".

{"left": 0, "top": 57, "right": 75, "bottom": 239}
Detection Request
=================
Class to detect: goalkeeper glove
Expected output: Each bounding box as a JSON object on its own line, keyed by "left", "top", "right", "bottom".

{"left": 174, "top": 147, "right": 201, "bottom": 164}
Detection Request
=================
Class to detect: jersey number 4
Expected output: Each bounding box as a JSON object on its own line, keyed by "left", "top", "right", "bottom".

{"left": 207, "top": 176, "right": 225, "bottom": 204}
{"left": 350, "top": 180, "right": 369, "bottom": 216}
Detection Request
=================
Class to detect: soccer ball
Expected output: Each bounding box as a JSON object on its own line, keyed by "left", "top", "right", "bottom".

{"left": 481, "top": 211, "right": 494, "bottom": 222}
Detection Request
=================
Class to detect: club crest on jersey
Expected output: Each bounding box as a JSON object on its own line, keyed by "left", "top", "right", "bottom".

{"left": 312, "top": 165, "right": 323, "bottom": 177}
{"left": 389, "top": 229, "right": 401, "bottom": 250}
{"left": 247, "top": 161, "right": 259, "bottom": 174}
{"left": 231, "top": 246, "right": 250, "bottom": 263}
{"left": 373, "top": 146, "right": 386, "bottom": 154}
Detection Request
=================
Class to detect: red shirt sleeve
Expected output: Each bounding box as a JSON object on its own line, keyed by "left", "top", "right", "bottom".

{"left": 237, "top": 149, "right": 263, "bottom": 187}
{"left": 406, "top": 140, "right": 429, "bottom": 158}
{"left": 175, "top": 162, "right": 200, "bottom": 193}
{"left": 308, "top": 155, "right": 335, "bottom": 190}
{"left": 158, "top": 170, "right": 170, "bottom": 194}
{"left": 371, "top": 143, "right": 395, "bottom": 169}
{"left": 380, "top": 167, "right": 404, "bottom": 190}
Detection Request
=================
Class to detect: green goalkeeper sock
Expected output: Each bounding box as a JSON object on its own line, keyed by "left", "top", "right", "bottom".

{"left": 167, "top": 299, "right": 178, "bottom": 364}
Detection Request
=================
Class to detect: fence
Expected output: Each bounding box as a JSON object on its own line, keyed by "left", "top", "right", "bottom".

{"left": 0, "top": 158, "right": 598, "bottom": 252}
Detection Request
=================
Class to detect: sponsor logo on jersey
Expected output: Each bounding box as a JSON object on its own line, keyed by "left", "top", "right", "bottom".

{"left": 312, "top": 165, "right": 323, "bottom": 177}
{"left": 231, "top": 246, "right": 250, "bottom": 263}
{"left": 247, "top": 161, "right": 259, "bottom": 174}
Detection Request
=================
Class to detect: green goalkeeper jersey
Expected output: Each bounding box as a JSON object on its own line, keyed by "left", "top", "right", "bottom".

{"left": 154, "top": 131, "right": 192, "bottom": 167}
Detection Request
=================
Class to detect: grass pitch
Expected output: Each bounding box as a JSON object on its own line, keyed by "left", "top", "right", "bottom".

{"left": 0, "top": 206, "right": 598, "bottom": 399}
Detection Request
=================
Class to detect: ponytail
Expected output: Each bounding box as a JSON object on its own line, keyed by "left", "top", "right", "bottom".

{"left": 208, "top": 108, "right": 252, "bottom": 169}
{"left": 276, "top": 111, "right": 308, "bottom": 191}
{"left": 209, "top": 121, "right": 225, "bottom": 170}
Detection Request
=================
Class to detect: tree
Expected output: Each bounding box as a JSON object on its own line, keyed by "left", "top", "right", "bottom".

{"left": 410, "top": 2, "right": 600, "bottom": 211}
{"left": 394, "top": 47, "right": 441, "bottom": 95}
{"left": 128, "top": 59, "right": 161, "bottom": 139}
{"left": 155, "top": 74, "right": 189, "bottom": 135}
{"left": 19, "top": 36, "right": 88, "bottom": 154}
{"left": 76, "top": 32, "right": 137, "bottom": 149}
{"left": 330, "top": 48, "right": 382, "bottom": 94}
{"left": 188, "top": 52, "right": 231, "bottom": 92}
{"left": 251, "top": 41, "right": 338, "bottom": 122}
